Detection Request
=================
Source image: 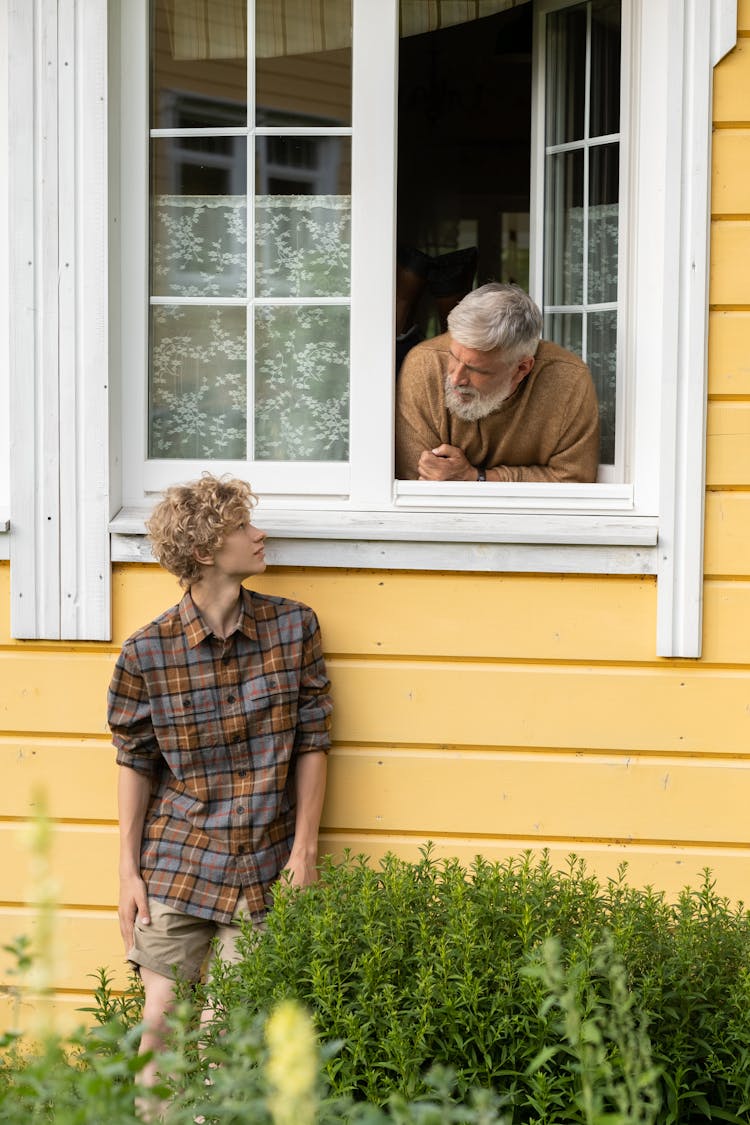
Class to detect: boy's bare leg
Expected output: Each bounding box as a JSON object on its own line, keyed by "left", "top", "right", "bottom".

{"left": 136, "top": 966, "right": 177, "bottom": 1120}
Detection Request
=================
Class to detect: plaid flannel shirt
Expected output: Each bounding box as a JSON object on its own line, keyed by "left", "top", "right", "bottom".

{"left": 107, "top": 588, "right": 332, "bottom": 922}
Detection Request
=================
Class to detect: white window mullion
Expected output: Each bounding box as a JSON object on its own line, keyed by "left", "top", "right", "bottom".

{"left": 614, "top": 0, "right": 633, "bottom": 484}
{"left": 0, "top": 0, "right": 7, "bottom": 544}
{"left": 347, "top": 0, "right": 398, "bottom": 510}
{"left": 581, "top": 1, "right": 592, "bottom": 366}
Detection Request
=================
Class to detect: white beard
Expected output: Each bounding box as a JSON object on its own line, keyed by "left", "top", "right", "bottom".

{"left": 444, "top": 374, "right": 513, "bottom": 421}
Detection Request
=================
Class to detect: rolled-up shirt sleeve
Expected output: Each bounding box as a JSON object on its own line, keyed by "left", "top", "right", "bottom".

{"left": 107, "top": 647, "right": 161, "bottom": 775}
{"left": 294, "top": 609, "right": 333, "bottom": 756}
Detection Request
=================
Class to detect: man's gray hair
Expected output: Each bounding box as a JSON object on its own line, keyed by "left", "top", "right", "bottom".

{"left": 447, "top": 282, "right": 542, "bottom": 359}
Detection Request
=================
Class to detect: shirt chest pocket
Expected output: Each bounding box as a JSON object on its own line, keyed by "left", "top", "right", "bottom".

{"left": 241, "top": 673, "right": 297, "bottom": 737}
{"left": 153, "top": 690, "right": 218, "bottom": 753}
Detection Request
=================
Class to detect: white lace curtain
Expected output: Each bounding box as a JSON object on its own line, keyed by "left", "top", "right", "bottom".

{"left": 164, "top": 0, "right": 531, "bottom": 60}
{"left": 150, "top": 194, "right": 351, "bottom": 462}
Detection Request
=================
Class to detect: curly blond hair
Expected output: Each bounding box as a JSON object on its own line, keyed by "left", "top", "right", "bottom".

{"left": 146, "top": 474, "right": 258, "bottom": 587}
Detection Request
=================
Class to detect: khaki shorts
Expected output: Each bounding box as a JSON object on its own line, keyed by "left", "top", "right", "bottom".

{"left": 128, "top": 896, "right": 266, "bottom": 982}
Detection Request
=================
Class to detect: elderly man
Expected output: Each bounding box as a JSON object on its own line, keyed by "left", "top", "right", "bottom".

{"left": 395, "top": 283, "right": 600, "bottom": 483}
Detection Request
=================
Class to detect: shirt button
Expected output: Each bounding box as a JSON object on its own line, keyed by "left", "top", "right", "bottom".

{"left": 237, "top": 844, "right": 247, "bottom": 855}
{"left": 237, "top": 805, "right": 245, "bottom": 813}
{"left": 182, "top": 696, "right": 192, "bottom": 707}
{"left": 237, "top": 770, "right": 247, "bottom": 778}
{"left": 222, "top": 655, "right": 230, "bottom": 665}
{"left": 227, "top": 694, "right": 236, "bottom": 703}
{"left": 232, "top": 733, "right": 241, "bottom": 743}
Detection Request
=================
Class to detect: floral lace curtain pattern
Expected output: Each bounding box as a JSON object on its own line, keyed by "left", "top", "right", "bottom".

{"left": 150, "top": 193, "right": 351, "bottom": 461}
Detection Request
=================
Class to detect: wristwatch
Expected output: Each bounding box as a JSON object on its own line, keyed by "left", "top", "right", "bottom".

{"left": 476, "top": 467, "right": 487, "bottom": 482}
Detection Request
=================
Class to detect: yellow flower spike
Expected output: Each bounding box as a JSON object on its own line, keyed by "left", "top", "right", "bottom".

{"left": 265, "top": 1000, "right": 319, "bottom": 1125}
{"left": 22, "top": 789, "right": 61, "bottom": 1040}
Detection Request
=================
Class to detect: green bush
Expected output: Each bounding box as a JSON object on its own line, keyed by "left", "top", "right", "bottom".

{"left": 206, "top": 849, "right": 750, "bottom": 1123}
{"left": 4, "top": 848, "right": 750, "bottom": 1123}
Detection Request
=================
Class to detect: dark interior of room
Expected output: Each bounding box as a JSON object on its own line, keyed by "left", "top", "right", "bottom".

{"left": 396, "top": 4, "right": 533, "bottom": 341}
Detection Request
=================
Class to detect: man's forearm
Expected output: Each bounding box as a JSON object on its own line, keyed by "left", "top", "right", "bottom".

{"left": 118, "top": 765, "right": 152, "bottom": 877}
{"left": 483, "top": 461, "right": 593, "bottom": 483}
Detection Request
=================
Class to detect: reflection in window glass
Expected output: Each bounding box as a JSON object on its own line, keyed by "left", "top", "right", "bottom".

{"left": 255, "top": 136, "right": 351, "bottom": 298}
{"left": 589, "top": 143, "right": 619, "bottom": 304}
{"left": 545, "top": 5, "right": 587, "bottom": 145}
{"left": 151, "top": 0, "right": 247, "bottom": 129}
{"left": 542, "top": 0, "right": 621, "bottom": 468}
{"left": 590, "top": 0, "right": 621, "bottom": 138}
{"left": 544, "top": 150, "right": 584, "bottom": 306}
{"left": 587, "top": 310, "right": 617, "bottom": 464}
{"left": 255, "top": 0, "right": 352, "bottom": 127}
{"left": 544, "top": 312, "right": 583, "bottom": 359}
{"left": 151, "top": 137, "right": 247, "bottom": 298}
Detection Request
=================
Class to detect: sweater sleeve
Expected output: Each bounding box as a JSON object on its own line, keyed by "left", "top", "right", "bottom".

{"left": 395, "top": 347, "right": 446, "bottom": 479}
{"left": 490, "top": 367, "right": 600, "bottom": 483}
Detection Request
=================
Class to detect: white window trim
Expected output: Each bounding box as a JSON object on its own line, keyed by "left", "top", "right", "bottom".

{"left": 7, "top": 0, "right": 110, "bottom": 637}
{"left": 5, "top": 0, "right": 737, "bottom": 653}
{"left": 0, "top": 0, "right": 9, "bottom": 559}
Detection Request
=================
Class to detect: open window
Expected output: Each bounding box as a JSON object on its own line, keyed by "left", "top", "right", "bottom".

{"left": 396, "top": 1, "right": 622, "bottom": 480}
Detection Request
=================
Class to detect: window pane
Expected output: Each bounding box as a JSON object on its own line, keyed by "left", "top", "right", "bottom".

{"left": 255, "top": 138, "right": 351, "bottom": 298}
{"left": 544, "top": 312, "right": 583, "bottom": 358}
{"left": 587, "top": 309, "right": 617, "bottom": 465}
{"left": 254, "top": 305, "right": 349, "bottom": 461}
{"left": 590, "top": 0, "right": 621, "bottom": 138}
{"left": 545, "top": 4, "right": 587, "bottom": 145}
{"left": 151, "top": 137, "right": 247, "bottom": 298}
{"left": 151, "top": 0, "right": 247, "bottom": 130}
{"left": 588, "top": 143, "right": 618, "bottom": 304}
{"left": 255, "top": 0, "right": 352, "bottom": 127}
{"left": 149, "top": 305, "right": 247, "bottom": 459}
{"left": 544, "top": 150, "right": 584, "bottom": 305}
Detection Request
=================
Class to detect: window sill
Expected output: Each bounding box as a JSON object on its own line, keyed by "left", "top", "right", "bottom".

{"left": 110, "top": 506, "right": 658, "bottom": 575}
{"left": 394, "top": 481, "right": 634, "bottom": 511}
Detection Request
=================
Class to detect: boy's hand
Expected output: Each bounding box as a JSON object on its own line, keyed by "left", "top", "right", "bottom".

{"left": 118, "top": 873, "right": 150, "bottom": 951}
{"left": 280, "top": 846, "right": 319, "bottom": 890}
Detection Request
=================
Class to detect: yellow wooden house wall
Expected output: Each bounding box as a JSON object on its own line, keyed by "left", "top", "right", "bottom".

{"left": 3, "top": 4, "right": 750, "bottom": 1032}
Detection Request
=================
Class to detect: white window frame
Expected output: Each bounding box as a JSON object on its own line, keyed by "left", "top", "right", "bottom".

{"left": 120, "top": 0, "right": 638, "bottom": 510}
{"left": 5, "top": 0, "right": 738, "bottom": 654}
{"left": 0, "top": 0, "right": 9, "bottom": 557}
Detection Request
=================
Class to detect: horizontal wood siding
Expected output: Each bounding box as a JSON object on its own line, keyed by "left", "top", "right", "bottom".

{"left": 3, "top": 7, "right": 750, "bottom": 1032}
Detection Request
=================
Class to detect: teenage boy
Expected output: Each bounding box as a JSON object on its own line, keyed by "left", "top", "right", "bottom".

{"left": 107, "top": 474, "right": 331, "bottom": 1104}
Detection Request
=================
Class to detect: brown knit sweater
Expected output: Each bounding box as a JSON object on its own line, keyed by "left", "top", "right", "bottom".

{"left": 395, "top": 334, "right": 600, "bottom": 482}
